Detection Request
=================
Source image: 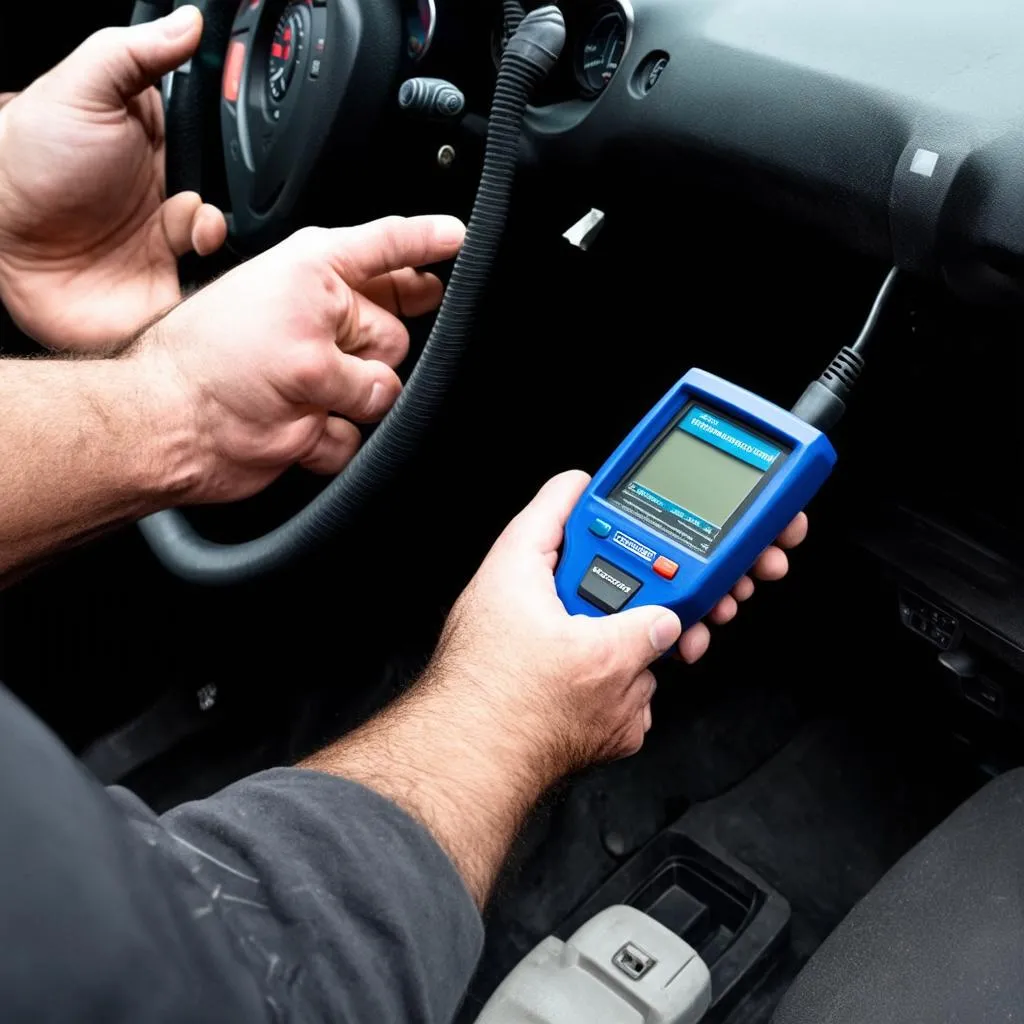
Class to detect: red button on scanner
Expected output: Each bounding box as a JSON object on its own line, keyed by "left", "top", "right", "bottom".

{"left": 223, "top": 40, "right": 247, "bottom": 103}
{"left": 653, "top": 556, "right": 679, "bottom": 580}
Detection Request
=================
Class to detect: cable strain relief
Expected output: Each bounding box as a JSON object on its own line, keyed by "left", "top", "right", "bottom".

{"left": 820, "top": 346, "right": 865, "bottom": 399}
{"left": 791, "top": 346, "right": 867, "bottom": 431}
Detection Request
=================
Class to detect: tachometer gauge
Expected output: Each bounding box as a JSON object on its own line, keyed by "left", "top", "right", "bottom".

{"left": 267, "top": 4, "right": 305, "bottom": 103}
{"left": 576, "top": 7, "right": 628, "bottom": 96}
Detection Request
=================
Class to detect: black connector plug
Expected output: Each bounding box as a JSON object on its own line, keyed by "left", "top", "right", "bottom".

{"left": 792, "top": 268, "right": 898, "bottom": 432}
{"left": 505, "top": 5, "right": 566, "bottom": 73}
{"left": 791, "top": 346, "right": 865, "bottom": 432}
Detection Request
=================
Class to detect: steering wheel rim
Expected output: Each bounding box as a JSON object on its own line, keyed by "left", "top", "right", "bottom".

{"left": 133, "top": 2, "right": 567, "bottom": 586}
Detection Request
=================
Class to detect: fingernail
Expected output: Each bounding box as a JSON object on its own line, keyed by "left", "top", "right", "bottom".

{"left": 163, "top": 5, "right": 200, "bottom": 39}
{"left": 368, "top": 382, "right": 385, "bottom": 415}
{"left": 434, "top": 215, "right": 466, "bottom": 248}
{"left": 649, "top": 613, "right": 681, "bottom": 653}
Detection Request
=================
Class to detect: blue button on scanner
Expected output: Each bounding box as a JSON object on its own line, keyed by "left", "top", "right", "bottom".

{"left": 588, "top": 518, "right": 613, "bottom": 538}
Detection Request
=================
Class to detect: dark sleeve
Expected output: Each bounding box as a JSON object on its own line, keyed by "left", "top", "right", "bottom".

{"left": 0, "top": 684, "right": 483, "bottom": 1024}
{"left": 151, "top": 768, "right": 485, "bottom": 1023}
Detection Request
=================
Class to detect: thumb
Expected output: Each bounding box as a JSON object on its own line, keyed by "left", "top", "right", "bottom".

{"left": 587, "top": 604, "right": 682, "bottom": 676}
{"left": 58, "top": 6, "right": 203, "bottom": 106}
{"left": 499, "top": 470, "right": 591, "bottom": 559}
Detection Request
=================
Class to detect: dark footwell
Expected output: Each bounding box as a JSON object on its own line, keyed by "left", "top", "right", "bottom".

{"left": 461, "top": 695, "right": 977, "bottom": 1023}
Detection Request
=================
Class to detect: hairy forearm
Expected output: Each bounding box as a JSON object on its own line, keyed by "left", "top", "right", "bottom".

{"left": 302, "top": 669, "right": 560, "bottom": 908}
{"left": 0, "top": 354, "right": 196, "bottom": 580}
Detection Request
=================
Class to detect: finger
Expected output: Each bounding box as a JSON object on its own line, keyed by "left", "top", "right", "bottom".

{"left": 64, "top": 6, "right": 204, "bottom": 107}
{"left": 159, "top": 192, "right": 204, "bottom": 258}
{"left": 678, "top": 622, "right": 711, "bottom": 664}
{"left": 191, "top": 204, "right": 229, "bottom": 258}
{"left": 498, "top": 470, "right": 592, "bottom": 559}
{"left": 617, "top": 717, "right": 647, "bottom": 761}
{"left": 643, "top": 704, "right": 653, "bottom": 733}
{"left": 633, "top": 669, "right": 656, "bottom": 737}
{"left": 326, "top": 215, "right": 466, "bottom": 288}
{"left": 732, "top": 575, "right": 755, "bottom": 602}
{"left": 628, "top": 667, "right": 655, "bottom": 714}
{"left": 300, "top": 416, "right": 362, "bottom": 475}
{"left": 361, "top": 269, "right": 445, "bottom": 318}
{"left": 643, "top": 670, "right": 657, "bottom": 704}
{"left": 708, "top": 594, "right": 739, "bottom": 626}
{"left": 297, "top": 351, "right": 403, "bottom": 424}
{"left": 591, "top": 605, "right": 682, "bottom": 680}
{"left": 776, "top": 512, "right": 809, "bottom": 550}
{"left": 0, "top": 93, "right": 18, "bottom": 111}
{"left": 753, "top": 546, "right": 789, "bottom": 581}
{"left": 346, "top": 293, "right": 412, "bottom": 368}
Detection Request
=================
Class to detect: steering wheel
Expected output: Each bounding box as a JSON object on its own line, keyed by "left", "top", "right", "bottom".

{"left": 133, "top": 0, "right": 567, "bottom": 586}
{"left": 136, "top": 0, "right": 401, "bottom": 249}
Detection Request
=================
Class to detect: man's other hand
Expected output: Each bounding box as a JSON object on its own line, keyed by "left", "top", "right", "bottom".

{"left": 131, "top": 215, "right": 465, "bottom": 505}
{"left": 0, "top": 6, "right": 227, "bottom": 352}
{"left": 425, "top": 471, "right": 806, "bottom": 773}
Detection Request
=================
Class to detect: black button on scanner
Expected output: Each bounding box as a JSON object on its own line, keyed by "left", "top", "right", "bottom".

{"left": 578, "top": 556, "right": 643, "bottom": 614}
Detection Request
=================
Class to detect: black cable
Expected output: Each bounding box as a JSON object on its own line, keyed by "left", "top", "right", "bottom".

{"left": 139, "top": 7, "right": 567, "bottom": 585}
{"left": 791, "top": 267, "right": 899, "bottom": 432}
{"left": 851, "top": 267, "right": 899, "bottom": 355}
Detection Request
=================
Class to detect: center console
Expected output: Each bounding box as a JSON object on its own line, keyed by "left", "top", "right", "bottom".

{"left": 554, "top": 821, "right": 790, "bottom": 1020}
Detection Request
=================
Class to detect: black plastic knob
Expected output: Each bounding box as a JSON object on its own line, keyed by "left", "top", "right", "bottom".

{"left": 398, "top": 77, "right": 466, "bottom": 120}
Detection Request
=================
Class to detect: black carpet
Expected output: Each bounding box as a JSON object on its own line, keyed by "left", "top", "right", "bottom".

{"left": 682, "top": 718, "right": 978, "bottom": 1022}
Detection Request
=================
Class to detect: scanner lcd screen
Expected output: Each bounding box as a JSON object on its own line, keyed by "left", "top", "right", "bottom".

{"left": 607, "top": 403, "right": 787, "bottom": 557}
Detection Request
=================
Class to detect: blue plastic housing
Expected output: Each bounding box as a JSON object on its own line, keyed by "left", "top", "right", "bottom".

{"left": 555, "top": 369, "right": 837, "bottom": 626}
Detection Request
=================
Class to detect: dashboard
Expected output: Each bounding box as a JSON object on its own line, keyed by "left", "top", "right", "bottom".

{"left": 488, "top": 0, "right": 1024, "bottom": 304}
{"left": 211, "top": 0, "right": 1024, "bottom": 303}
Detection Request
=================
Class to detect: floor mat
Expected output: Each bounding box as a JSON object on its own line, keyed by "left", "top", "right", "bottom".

{"left": 665, "top": 717, "right": 978, "bottom": 1022}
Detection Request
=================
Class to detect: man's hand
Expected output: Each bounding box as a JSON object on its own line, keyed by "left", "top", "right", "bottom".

{"left": 0, "top": 6, "right": 228, "bottom": 351}
{"left": 428, "top": 471, "right": 806, "bottom": 767}
{"left": 132, "top": 215, "right": 466, "bottom": 505}
{"left": 309, "top": 471, "right": 806, "bottom": 904}
{"left": 0, "top": 214, "right": 463, "bottom": 579}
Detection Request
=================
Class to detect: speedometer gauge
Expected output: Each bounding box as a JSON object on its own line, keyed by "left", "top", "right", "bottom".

{"left": 576, "top": 7, "right": 628, "bottom": 96}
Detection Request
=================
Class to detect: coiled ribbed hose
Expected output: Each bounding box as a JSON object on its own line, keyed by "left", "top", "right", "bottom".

{"left": 139, "top": 6, "right": 566, "bottom": 585}
{"left": 503, "top": 0, "right": 526, "bottom": 36}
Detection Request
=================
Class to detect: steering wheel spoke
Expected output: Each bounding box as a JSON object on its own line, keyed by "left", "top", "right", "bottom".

{"left": 161, "top": 0, "right": 400, "bottom": 251}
